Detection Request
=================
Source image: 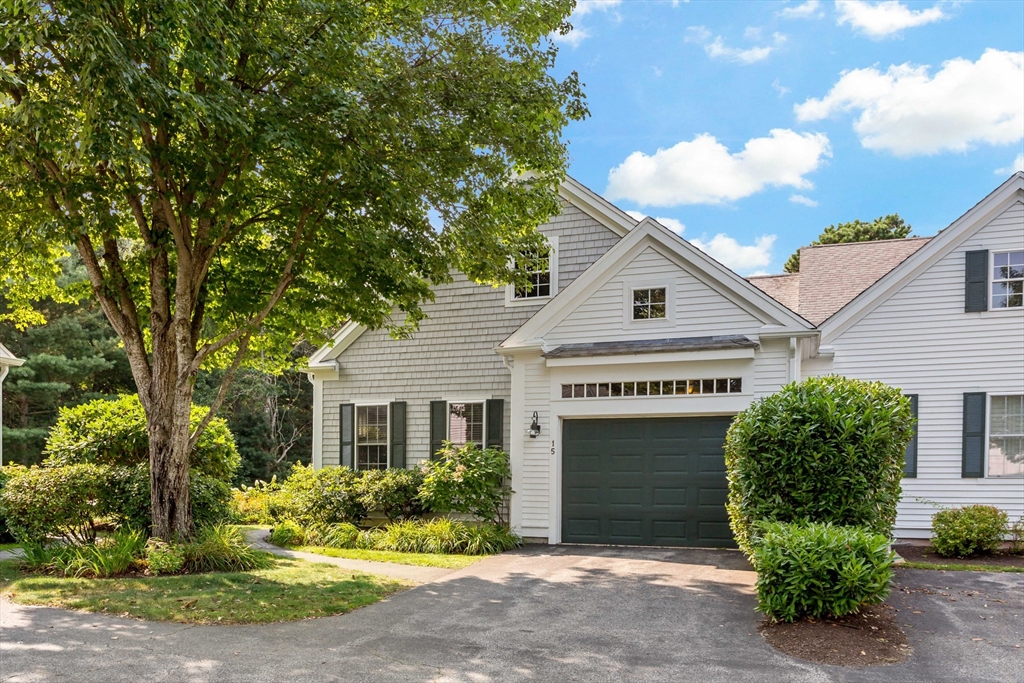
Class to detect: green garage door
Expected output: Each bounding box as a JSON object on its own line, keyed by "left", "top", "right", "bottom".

{"left": 562, "top": 416, "right": 734, "bottom": 547}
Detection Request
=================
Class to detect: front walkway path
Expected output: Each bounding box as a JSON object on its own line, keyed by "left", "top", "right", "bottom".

{"left": 243, "top": 529, "right": 454, "bottom": 583}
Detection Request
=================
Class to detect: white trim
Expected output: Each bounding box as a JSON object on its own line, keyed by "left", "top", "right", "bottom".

{"left": 623, "top": 280, "right": 675, "bottom": 329}
{"left": 353, "top": 403, "right": 391, "bottom": 471}
{"left": 544, "top": 347, "right": 756, "bottom": 367}
{"left": 310, "top": 374, "right": 323, "bottom": 469}
{"left": 502, "top": 217, "right": 814, "bottom": 350}
{"left": 505, "top": 235, "right": 560, "bottom": 307}
{"left": 557, "top": 176, "right": 637, "bottom": 238}
{"left": 821, "top": 172, "right": 1024, "bottom": 342}
{"left": 986, "top": 392, "right": 1024, "bottom": 479}
{"left": 307, "top": 321, "right": 367, "bottom": 369}
{"left": 0, "top": 342, "right": 24, "bottom": 367}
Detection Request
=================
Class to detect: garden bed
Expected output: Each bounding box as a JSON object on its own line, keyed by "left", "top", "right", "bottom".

{"left": 894, "top": 544, "right": 1024, "bottom": 572}
{"left": 0, "top": 556, "right": 406, "bottom": 624}
{"left": 290, "top": 545, "right": 482, "bottom": 569}
{"left": 759, "top": 603, "right": 910, "bottom": 666}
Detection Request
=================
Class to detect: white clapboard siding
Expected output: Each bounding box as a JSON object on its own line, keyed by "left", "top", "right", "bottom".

{"left": 811, "top": 201, "right": 1024, "bottom": 536}
{"left": 320, "top": 203, "right": 621, "bottom": 467}
{"left": 545, "top": 246, "right": 763, "bottom": 345}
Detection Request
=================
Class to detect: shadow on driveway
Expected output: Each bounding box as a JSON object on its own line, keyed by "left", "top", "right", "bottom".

{"left": 1, "top": 545, "right": 1020, "bottom": 682}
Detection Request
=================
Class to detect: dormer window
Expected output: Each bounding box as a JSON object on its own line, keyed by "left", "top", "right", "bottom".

{"left": 632, "top": 287, "right": 667, "bottom": 320}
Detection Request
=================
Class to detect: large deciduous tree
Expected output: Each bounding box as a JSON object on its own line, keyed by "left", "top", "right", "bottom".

{"left": 783, "top": 214, "right": 912, "bottom": 273}
{"left": 0, "top": 0, "right": 585, "bottom": 539}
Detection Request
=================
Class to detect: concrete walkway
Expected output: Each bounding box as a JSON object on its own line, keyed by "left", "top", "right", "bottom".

{"left": 243, "top": 529, "right": 455, "bottom": 583}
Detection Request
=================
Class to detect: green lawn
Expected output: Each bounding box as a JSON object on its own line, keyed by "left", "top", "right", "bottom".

{"left": 292, "top": 545, "right": 483, "bottom": 569}
{"left": 898, "top": 560, "right": 1024, "bottom": 573}
{"left": 0, "top": 556, "right": 408, "bottom": 624}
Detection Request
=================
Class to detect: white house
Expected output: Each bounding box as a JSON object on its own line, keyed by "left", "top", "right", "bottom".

{"left": 306, "top": 173, "right": 1024, "bottom": 545}
{"left": 0, "top": 341, "right": 25, "bottom": 467}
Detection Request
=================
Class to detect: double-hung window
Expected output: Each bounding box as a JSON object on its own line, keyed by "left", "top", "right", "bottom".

{"left": 514, "top": 246, "right": 552, "bottom": 300}
{"left": 356, "top": 404, "right": 389, "bottom": 470}
{"left": 992, "top": 251, "right": 1024, "bottom": 309}
{"left": 448, "top": 402, "right": 484, "bottom": 447}
{"left": 989, "top": 394, "right": 1024, "bottom": 477}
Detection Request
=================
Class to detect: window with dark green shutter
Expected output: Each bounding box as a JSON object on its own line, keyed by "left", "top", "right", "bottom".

{"left": 390, "top": 401, "right": 406, "bottom": 469}
{"left": 903, "top": 394, "right": 918, "bottom": 478}
{"left": 429, "top": 400, "right": 447, "bottom": 460}
{"left": 962, "top": 392, "right": 986, "bottom": 478}
{"left": 486, "top": 398, "right": 504, "bottom": 450}
{"left": 340, "top": 403, "right": 355, "bottom": 469}
{"left": 965, "top": 250, "right": 989, "bottom": 312}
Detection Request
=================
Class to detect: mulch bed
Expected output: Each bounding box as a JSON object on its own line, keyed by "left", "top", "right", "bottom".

{"left": 894, "top": 544, "right": 1024, "bottom": 569}
{"left": 759, "top": 604, "right": 911, "bottom": 667}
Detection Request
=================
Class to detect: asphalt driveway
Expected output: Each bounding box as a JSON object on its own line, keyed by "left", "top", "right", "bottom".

{"left": 1, "top": 545, "right": 1021, "bottom": 682}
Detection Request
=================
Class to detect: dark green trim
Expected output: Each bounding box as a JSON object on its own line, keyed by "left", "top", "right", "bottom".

{"left": 340, "top": 403, "right": 355, "bottom": 469}
{"left": 964, "top": 250, "right": 989, "bottom": 312}
{"left": 485, "top": 399, "right": 504, "bottom": 450}
{"left": 429, "top": 400, "right": 447, "bottom": 460}
{"left": 389, "top": 401, "right": 407, "bottom": 469}
{"left": 904, "top": 394, "right": 919, "bottom": 478}
{"left": 962, "top": 392, "right": 986, "bottom": 478}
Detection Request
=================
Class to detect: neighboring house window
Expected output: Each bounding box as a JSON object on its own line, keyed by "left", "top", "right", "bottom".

{"left": 449, "top": 402, "right": 484, "bottom": 447}
{"left": 632, "top": 287, "right": 667, "bottom": 320}
{"left": 514, "top": 246, "right": 552, "bottom": 299}
{"left": 356, "top": 404, "right": 388, "bottom": 470}
{"left": 989, "top": 394, "right": 1024, "bottom": 477}
{"left": 992, "top": 251, "right": 1024, "bottom": 309}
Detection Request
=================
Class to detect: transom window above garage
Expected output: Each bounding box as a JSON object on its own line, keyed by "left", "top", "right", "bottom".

{"left": 992, "top": 251, "right": 1023, "bottom": 309}
{"left": 632, "top": 287, "right": 667, "bottom": 319}
{"left": 561, "top": 378, "right": 742, "bottom": 399}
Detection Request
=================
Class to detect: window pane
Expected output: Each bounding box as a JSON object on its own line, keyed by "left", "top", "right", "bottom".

{"left": 635, "top": 381, "right": 648, "bottom": 396}
{"left": 633, "top": 289, "right": 650, "bottom": 305}
{"left": 573, "top": 384, "right": 584, "bottom": 398}
{"left": 610, "top": 383, "right": 623, "bottom": 397}
{"left": 729, "top": 378, "right": 742, "bottom": 393}
{"left": 702, "top": 379, "right": 715, "bottom": 393}
{"left": 674, "top": 381, "right": 687, "bottom": 395}
{"left": 598, "top": 383, "right": 610, "bottom": 397}
{"left": 688, "top": 380, "right": 701, "bottom": 394}
{"left": 649, "top": 303, "right": 666, "bottom": 319}
{"left": 585, "top": 383, "right": 597, "bottom": 398}
{"left": 622, "top": 382, "right": 635, "bottom": 397}
{"left": 648, "top": 381, "right": 661, "bottom": 396}
{"left": 633, "top": 305, "right": 649, "bottom": 320}
{"left": 650, "top": 288, "right": 666, "bottom": 304}
{"left": 449, "top": 402, "right": 484, "bottom": 446}
{"left": 989, "top": 437, "right": 1024, "bottom": 477}
{"left": 561, "top": 384, "right": 572, "bottom": 399}
{"left": 715, "top": 378, "right": 728, "bottom": 393}
{"left": 356, "top": 405, "right": 388, "bottom": 470}
{"left": 994, "top": 252, "right": 1008, "bottom": 267}
{"left": 513, "top": 247, "right": 551, "bottom": 299}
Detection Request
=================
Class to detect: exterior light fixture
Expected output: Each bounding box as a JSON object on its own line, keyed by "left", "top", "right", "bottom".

{"left": 528, "top": 411, "right": 541, "bottom": 438}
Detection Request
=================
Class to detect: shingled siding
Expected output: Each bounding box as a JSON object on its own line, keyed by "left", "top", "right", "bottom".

{"left": 320, "top": 203, "right": 622, "bottom": 467}
{"left": 812, "top": 201, "right": 1024, "bottom": 537}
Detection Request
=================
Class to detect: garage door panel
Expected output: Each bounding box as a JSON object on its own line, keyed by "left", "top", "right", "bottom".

{"left": 562, "top": 417, "right": 734, "bottom": 548}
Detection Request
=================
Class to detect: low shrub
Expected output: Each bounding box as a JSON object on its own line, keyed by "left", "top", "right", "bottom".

{"left": 273, "top": 463, "right": 366, "bottom": 527}
{"left": 356, "top": 519, "right": 520, "bottom": 555}
{"left": 358, "top": 468, "right": 426, "bottom": 521}
{"left": 752, "top": 521, "right": 895, "bottom": 623}
{"left": 931, "top": 505, "right": 1008, "bottom": 558}
{"left": 230, "top": 478, "right": 280, "bottom": 524}
{"left": 268, "top": 520, "right": 305, "bottom": 546}
{"left": 725, "top": 376, "right": 914, "bottom": 557}
{"left": 419, "top": 444, "right": 512, "bottom": 525}
{"left": 0, "top": 463, "right": 108, "bottom": 544}
{"left": 43, "top": 394, "right": 241, "bottom": 482}
{"left": 144, "top": 538, "right": 186, "bottom": 575}
{"left": 20, "top": 528, "right": 147, "bottom": 578}
{"left": 1010, "top": 517, "right": 1024, "bottom": 556}
{"left": 180, "top": 525, "right": 270, "bottom": 573}
{"left": 0, "top": 467, "right": 15, "bottom": 543}
{"left": 303, "top": 522, "right": 361, "bottom": 549}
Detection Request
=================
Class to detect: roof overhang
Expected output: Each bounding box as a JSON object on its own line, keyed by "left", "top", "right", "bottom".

{"left": 0, "top": 342, "right": 24, "bottom": 368}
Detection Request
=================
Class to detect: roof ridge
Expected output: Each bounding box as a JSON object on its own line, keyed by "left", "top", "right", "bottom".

{"left": 801, "top": 236, "right": 932, "bottom": 250}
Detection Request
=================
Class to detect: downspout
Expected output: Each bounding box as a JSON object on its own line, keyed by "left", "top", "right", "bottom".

{"left": 788, "top": 337, "right": 799, "bottom": 384}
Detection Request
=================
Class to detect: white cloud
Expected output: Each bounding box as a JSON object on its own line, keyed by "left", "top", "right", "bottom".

{"left": 553, "top": 0, "right": 621, "bottom": 46}
{"left": 795, "top": 49, "right": 1024, "bottom": 156}
{"left": 686, "top": 26, "right": 785, "bottom": 65}
{"left": 835, "top": 1, "right": 946, "bottom": 39}
{"left": 690, "top": 234, "right": 777, "bottom": 274}
{"left": 995, "top": 153, "right": 1024, "bottom": 175}
{"left": 606, "top": 129, "right": 832, "bottom": 207}
{"left": 625, "top": 211, "right": 687, "bottom": 235}
{"left": 789, "top": 194, "right": 820, "bottom": 207}
{"left": 778, "top": 0, "right": 823, "bottom": 18}
{"left": 772, "top": 79, "right": 791, "bottom": 97}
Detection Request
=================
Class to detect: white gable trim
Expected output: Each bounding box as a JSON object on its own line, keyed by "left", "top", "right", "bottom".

{"left": 307, "top": 321, "right": 366, "bottom": 370}
{"left": 820, "top": 172, "right": 1024, "bottom": 343}
{"left": 558, "top": 176, "right": 637, "bottom": 238}
{"left": 502, "top": 218, "right": 814, "bottom": 349}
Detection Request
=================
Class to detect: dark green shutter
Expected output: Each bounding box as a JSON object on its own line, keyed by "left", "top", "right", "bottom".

{"left": 486, "top": 398, "right": 505, "bottom": 450}
{"left": 390, "top": 401, "right": 406, "bottom": 469}
{"left": 429, "top": 400, "right": 447, "bottom": 460}
{"left": 904, "top": 394, "right": 918, "bottom": 478}
{"left": 962, "top": 393, "right": 986, "bottom": 478}
{"left": 965, "top": 250, "right": 989, "bottom": 312}
{"left": 340, "top": 403, "right": 355, "bottom": 469}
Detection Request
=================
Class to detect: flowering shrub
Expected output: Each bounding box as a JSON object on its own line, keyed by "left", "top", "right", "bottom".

{"left": 418, "top": 444, "right": 511, "bottom": 526}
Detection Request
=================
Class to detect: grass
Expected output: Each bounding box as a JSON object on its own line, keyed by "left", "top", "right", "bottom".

{"left": 898, "top": 560, "right": 1024, "bottom": 573}
{"left": 0, "top": 542, "right": 20, "bottom": 553}
{"left": 0, "top": 556, "right": 408, "bottom": 624}
{"left": 293, "top": 545, "right": 482, "bottom": 569}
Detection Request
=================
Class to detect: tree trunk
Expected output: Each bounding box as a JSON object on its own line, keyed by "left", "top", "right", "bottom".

{"left": 148, "top": 385, "right": 195, "bottom": 540}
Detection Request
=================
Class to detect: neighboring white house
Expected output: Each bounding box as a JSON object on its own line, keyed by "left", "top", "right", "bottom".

{"left": 306, "top": 172, "right": 1024, "bottom": 545}
{"left": 0, "top": 342, "right": 25, "bottom": 467}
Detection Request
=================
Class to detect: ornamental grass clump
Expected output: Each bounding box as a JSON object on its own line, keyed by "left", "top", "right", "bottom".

{"left": 931, "top": 505, "right": 1008, "bottom": 558}
{"left": 725, "top": 375, "right": 914, "bottom": 558}
{"left": 752, "top": 522, "right": 895, "bottom": 623}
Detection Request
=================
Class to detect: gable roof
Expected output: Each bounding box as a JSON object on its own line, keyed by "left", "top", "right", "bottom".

{"left": 0, "top": 342, "right": 24, "bottom": 368}
{"left": 501, "top": 217, "right": 815, "bottom": 350}
{"left": 307, "top": 176, "right": 639, "bottom": 369}
{"left": 818, "top": 171, "right": 1024, "bottom": 342}
{"left": 748, "top": 237, "right": 932, "bottom": 325}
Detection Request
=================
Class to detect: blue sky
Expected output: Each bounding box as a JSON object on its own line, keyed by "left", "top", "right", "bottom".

{"left": 549, "top": 0, "right": 1024, "bottom": 274}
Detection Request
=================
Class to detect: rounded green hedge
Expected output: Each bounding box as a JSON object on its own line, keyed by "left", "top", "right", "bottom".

{"left": 43, "top": 394, "right": 241, "bottom": 482}
{"left": 725, "top": 375, "right": 914, "bottom": 556}
{"left": 931, "top": 505, "right": 1008, "bottom": 558}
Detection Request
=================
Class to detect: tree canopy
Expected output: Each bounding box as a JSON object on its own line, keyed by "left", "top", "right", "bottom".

{"left": 784, "top": 214, "right": 912, "bottom": 273}
{"left": 0, "top": 0, "right": 585, "bottom": 537}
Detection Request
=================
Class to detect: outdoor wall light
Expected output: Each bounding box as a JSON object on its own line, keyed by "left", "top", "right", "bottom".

{"left": 527, "top": 411, "right": 541, "bottom": 438}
